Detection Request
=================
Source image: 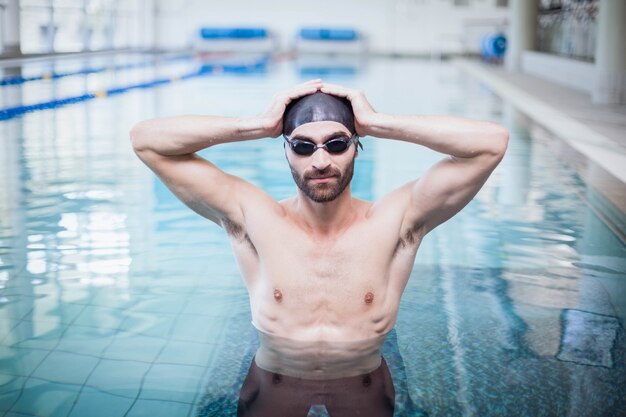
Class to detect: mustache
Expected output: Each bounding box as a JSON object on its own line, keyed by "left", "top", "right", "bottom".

{"left": 305, "top": 168, "right": 341, "bottom": 179}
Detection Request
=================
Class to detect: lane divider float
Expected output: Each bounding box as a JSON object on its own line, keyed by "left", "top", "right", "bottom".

{"left": 0, "top": 53, "right": 192, "bottom": 87}
{"left": 0, "top": 56, "right": 269, "bottom": 121}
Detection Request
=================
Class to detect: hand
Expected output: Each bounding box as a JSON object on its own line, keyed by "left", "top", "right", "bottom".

{"left": 320, "top": 83, "right": 376, "bottom": 137}
{"left": 258, "top": 79, "right": 323, "bottom": 138}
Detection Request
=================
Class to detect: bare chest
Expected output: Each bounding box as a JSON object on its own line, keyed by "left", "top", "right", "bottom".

{"left": 231, "top": 220, "right": 417, "bottom": 337}
{"left": 256, "top": 246, "right": 391, "bottom": 338}
{"left": 265, "top": 243, "right": 380, "bottom": 306}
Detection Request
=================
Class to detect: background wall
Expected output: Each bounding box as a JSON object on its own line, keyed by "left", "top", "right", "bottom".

{"left": 154, "top": 0, "right": 509, "bottom": 55}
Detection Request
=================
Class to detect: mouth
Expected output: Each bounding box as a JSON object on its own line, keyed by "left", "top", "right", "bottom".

{"left": 308, "top": 175, "right": 337, "bottom": 183}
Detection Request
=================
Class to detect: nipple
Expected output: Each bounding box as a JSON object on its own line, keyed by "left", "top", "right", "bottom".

{"left": 273, "top": 288, "right": 283, "bottom": 302}
{"left": 364, "top": 292, "right": 374, "bottom": 304}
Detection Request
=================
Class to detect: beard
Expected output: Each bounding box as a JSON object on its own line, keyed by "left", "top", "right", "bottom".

{"left": 289, "top": 158, "right": 355, "bottom": 203}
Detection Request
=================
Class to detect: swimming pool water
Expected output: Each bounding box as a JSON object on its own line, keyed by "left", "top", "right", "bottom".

{"left": 0, "top": 55, "right": 624, "bottom": 417}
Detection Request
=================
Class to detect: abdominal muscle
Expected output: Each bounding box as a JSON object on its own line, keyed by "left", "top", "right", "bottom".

{"left": 246, "top": 274, "right": 400, "bottom": 380}
{"left": 249, "top": 284, "right": 398, "bottom": 341}
{"left": 251, "top": 320, "right": 390, "bottom": 380}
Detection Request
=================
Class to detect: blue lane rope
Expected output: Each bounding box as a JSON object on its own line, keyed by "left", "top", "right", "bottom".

{"left": 0, "top": 53, "right": 192, "bottom": 86}
{"left": 0, "top": 56, "right": 270, "bottom": 121}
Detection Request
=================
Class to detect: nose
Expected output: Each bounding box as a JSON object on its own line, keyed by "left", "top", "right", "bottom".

{"left": 311, "top": 148, "right": 331, "bottom": 170}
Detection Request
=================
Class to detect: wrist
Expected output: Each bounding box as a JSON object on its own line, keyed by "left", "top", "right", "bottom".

{"left": 239, "top": 116, "right": 274, "bottom": 139}
{"left": 361, "top": 113, "right": 391, "bottom": 138}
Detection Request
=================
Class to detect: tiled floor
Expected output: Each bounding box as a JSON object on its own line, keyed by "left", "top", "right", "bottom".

{"left": 0, "top": 306, "right": 222, "bottom": 417}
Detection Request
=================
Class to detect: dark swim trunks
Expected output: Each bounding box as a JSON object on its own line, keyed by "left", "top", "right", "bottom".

{"left": 237, "top": 355, "right": 395, "bottom": 417}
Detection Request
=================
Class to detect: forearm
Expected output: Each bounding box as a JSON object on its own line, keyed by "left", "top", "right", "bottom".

{"left": 366, "top": 114, "right": 508, "bottom": 158}
{"left": 130, "top": 115, "right": 268, "bottom": 156}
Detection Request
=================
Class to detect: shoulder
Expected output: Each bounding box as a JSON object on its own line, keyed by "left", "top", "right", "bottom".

{"left": 351, "top": 197, "right": 373, "bottom": 216}
{"left": 220, "top": 181, "right": 286, "bottom": 239}
{"left": 364, "top": 180, "right": 426, "bottom": 251}
{"left": 366, "top": 180, "right": 416, "bottom": 219}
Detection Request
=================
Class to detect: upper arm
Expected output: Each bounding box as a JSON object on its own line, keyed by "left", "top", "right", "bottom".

{"left": 405, "top": 146, "right": 506, "bottom": 236}
{"left": 132, "top": 147, "right": 265, "bottom": 230}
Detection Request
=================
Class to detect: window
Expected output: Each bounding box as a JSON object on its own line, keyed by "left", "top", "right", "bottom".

{"left": 537, "top": 0, "right": 598, "bottom": 62}
{"left": 19, "top": 0, "right": 150, "bottom": 54}
{"left": 20, "top": 0, "right": 53, "bottom": 53}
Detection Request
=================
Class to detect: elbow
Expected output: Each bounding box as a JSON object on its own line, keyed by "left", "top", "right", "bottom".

{"left": 129, "top": 121, "right": 150, "bottom": 153}
{"left": 488, "top": 125, "right": 509, "bottom": 161}
{"left": 498, "top": 127, "right": 510, "bottom": 157}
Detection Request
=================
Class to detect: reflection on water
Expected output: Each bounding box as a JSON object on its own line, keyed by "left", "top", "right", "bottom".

{"left": 0, "top": 56, "right": 625, "bottom": 417}
{"left": 251, "top": 321, "right": 389, "bottom": 380}
{"left": 238, "top": 352, "right": 395, "bottom": 417}
{"left": 198, "top": 323, "right": 425, "bottom": 417}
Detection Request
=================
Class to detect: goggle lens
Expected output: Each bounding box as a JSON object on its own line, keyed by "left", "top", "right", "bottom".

{"left": 292, "top": 141, "right": 316, "bottom": 155}
{"left": 325, "top": 138, "right": 350, "bottom": 153}
{"left": 287, "top": 136, "right": 354, "bottom": 156}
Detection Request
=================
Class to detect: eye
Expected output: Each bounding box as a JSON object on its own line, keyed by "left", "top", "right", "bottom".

{"left": 291, "top": 140, "right": 316, "bottom": 155}
{"left": 325, "top": 138, "right": 350, "bottom": 153}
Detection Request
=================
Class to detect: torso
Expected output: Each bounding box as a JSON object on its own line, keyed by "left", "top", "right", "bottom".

{"left": 227, "top": 194, "right": 422, "bottom": 343}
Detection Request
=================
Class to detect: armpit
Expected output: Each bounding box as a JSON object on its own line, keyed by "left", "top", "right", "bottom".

{"left": 392, "top": 226, "right": 422, "bottom": 256}
{"left": 221, "top": 217, "right": 257, "bottom": 252}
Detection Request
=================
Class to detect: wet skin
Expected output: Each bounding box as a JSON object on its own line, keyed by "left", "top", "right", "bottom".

{"left": 223, "top": 121, "right": 423, "bottom": 348}
{"left": 131, "top": 80, "right": 507, "bottom": 417}
{"left": 130, "top": 79, "right": 508, "bottom": 383}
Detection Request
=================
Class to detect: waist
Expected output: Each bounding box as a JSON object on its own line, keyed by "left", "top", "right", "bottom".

{"left": 252, "top": 321, "right": 389, "bottom": 380}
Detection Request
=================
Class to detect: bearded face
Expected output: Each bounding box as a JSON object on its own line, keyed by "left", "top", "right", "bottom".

{"left": 283, "top": 120, "right": 358, "bottom": 202}
{"left": 288, "top": 157, "right": 355, "bottom": 203}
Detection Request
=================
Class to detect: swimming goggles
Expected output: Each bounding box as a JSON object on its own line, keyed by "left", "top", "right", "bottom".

{"left": 283, "top": 134, "right": 362, "bottom": 156}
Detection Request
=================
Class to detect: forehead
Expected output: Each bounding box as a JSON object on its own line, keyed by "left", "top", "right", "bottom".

{"left": 290, "top": 121, "right": 350, "bottom": 139}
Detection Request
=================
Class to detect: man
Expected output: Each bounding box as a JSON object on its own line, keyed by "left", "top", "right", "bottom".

{"left": 130, "top": 79, "right": 508, "bottom": 416}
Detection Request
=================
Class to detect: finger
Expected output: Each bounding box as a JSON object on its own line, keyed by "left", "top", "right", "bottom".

{"left": 267, "top": 87, "right": 316, "bottom": 114}
{"left": 270, "top": 80, "right": 323, "bottom": 114}
{"left": 321, "top": 82, "right": 348, "bottom": 89}
{"left": 320, "top": 84, "right": 352, "bottom": 98}
{"left": 287, "top": 85, "right": 319, "bottom": 100}
{"left": 287, "top": 82, "right": 323, "bottom": 99}
{"left": 284, "top": 80, "right": 321, "bottom": 95}
{"left": 293, "top": 79, "right": 322, "bottom": 90}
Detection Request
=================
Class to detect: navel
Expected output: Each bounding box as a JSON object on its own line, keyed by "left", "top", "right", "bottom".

{"left": 273, "top": 288, "right": 283, "bottom": 302}
{"left": 364, "top": 291, "right": 374, "bottom": 304}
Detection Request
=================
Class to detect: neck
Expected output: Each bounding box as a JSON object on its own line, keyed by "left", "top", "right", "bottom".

{"left": 293, "top": 187, "right": 356, "bottom": 236}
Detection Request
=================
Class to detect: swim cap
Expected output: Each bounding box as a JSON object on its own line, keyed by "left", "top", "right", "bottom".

{"left": 283, "top": 91, "right": 356, "bottom": 137}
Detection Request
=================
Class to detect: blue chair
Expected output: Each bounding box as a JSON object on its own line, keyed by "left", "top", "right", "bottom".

{"left": 294, "top": 27, "right": 366, "bottom": 54}
{"left": 194, "top": 27, "right": 277, "bottom": 53}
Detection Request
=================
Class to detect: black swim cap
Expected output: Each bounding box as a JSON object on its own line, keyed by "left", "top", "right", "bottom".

{"left": 283, "top": 91, "right": 356, "bottom": 137}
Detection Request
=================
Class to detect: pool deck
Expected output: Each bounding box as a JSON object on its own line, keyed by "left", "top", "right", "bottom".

{"left": 453, "top": 58, "right": 626, "bottom": 218}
